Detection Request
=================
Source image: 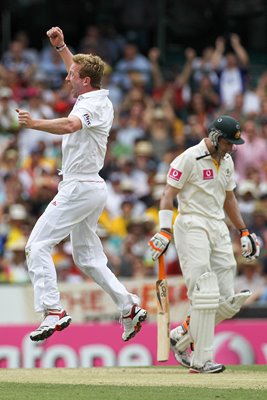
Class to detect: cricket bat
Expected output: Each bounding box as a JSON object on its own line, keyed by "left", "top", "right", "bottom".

{"left": 156, "top": 254, "right": 170, "bottom": 362}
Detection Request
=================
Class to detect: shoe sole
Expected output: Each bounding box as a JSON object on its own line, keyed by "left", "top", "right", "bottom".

{"left": 122, "top": 310, "right": 147, "bottom": 341}
{"left": 189, "top": 365, "right": 226, "bottom": 374}
{"left": 30, "top": 316, "right": 72, "bottom": 342}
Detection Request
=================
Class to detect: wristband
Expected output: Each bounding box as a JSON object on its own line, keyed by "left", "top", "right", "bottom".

{"left": 240, "top": 228, "right": 249, "bottom": 237}
{"left": 159, "top": 230, "right": 172, "bottom": 241}
{"left": 159, "top": 209, "right": 173, "bottom": 230}
{"left": 55, "top": 43, "right": 66, "bottom": 52}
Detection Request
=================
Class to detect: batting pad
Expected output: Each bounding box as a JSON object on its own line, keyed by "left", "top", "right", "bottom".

{"left": 215, "top": 289, "right": 252, "bottom": 324}
{"left": 189, "top": 272, "right": 220, "bottom": 368}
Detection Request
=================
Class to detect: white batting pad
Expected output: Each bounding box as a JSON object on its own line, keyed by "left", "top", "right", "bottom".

{"left": 215, "top": 290, "right": 252, "bottom": 324}
{"left": 189, "top": 272, "right": 220, "bottom": 368}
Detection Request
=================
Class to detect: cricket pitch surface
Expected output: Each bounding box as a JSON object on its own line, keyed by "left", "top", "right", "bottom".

{"left": 0, "top": 367, "right": 266, "bottom": 390}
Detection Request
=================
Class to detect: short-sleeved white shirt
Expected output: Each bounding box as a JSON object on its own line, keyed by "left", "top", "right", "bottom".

{"left": 167, "top": 139, "right": 236, "bottom": 220}
{"left": 61, "top": 89, "right": 114, "bottom": 179}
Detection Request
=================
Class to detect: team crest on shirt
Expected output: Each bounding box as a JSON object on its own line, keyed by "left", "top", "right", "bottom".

{"left": 203, "top": 169, "right": 214, "bottom": 180}
{"left": 82, "top": 113, "right": 91, "bottom": 126}
{"left": 168, "top": 167, "right": 182, "bottom": 181}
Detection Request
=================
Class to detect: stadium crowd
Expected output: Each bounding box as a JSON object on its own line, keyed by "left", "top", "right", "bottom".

{"left": 0, "top": 27, "right": 267, "bottom": 305}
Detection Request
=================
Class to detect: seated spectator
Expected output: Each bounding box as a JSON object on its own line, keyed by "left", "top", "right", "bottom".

{"left": 119, "top": 216, "right": 155, "bottom": 277}
{"left": 114, "top": 109, "right": 145, "bottom": 151}
{"left": 0, "top": 87, "right": 19, "bottom": 147}
{"left": 0, "top": 255, "right": 12, "bottom": 283}
{"left": 13, "top": 30, "right": 39, "bottom": 65}
{"left": 235, "top": 180, "right": 259, "bottom": 226}
{"left": 4, "top": 204, "right": 29, "bottom": 252}
{"left": 0, "top": 147, "right": 20, "bottom": 178}
{"left": 2, "top": 172, "right": 24, "bottom": 207}
{"left": 97, "top": 224, "right": 122, "bottom": 276}
{"left": 6, "top": 237, "right": 30, "bottom": 284}
{"left": 234, "top": 118, "right": 267, "bottom": 183}
{"left": 145, "top": 106, "right": 176, "bottom": 161}
{"left": 235, "top": 257, "right": 265, "bottom": 306}
{"left": 101, "top": 63, "right": 123, "bottom": 113}
{"left": 111, "top": 42, "right": 152, "bottom": 92}
{"left": 38, "top": 46, "right": 68, "bottom": 89}
{"left": 19, "top": 142, "right": 59, "bottom": 202}
{"left": 1, "top": 39, "right": 37, "bottom": 85}
{"left": 183, "top": 114, "right": 206, "bottom": 148}
{"left": 52, "top": 240, "right": 84, "bottom": 283}
{"left": 17, "top": 87, "right": 60, "bottom": 161}
{"left": 223, "top": 92, "right": 247, "bottom": 124}
{"left": 197, "top": 74, "right": 221, "bottom": 113}
{"left": 248, "top": 201, "right": 267, "bottom": 254}
{"left": 187, "top": 92, "right": 214, "bottom": 132}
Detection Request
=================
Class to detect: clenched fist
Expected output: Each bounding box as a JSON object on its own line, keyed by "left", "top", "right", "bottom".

{"left": 46, "top": 26, "right": 65, "bottom": 48}
{"left": 16, "top": 109, "right": 33, "bottom": 128}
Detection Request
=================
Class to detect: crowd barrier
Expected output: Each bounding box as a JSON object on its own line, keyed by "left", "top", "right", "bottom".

{"left": 1, "top": 280, "right": 266, "bottom": 368}
{"left": 0, "top": 321, "right": 266, "bottom": 368}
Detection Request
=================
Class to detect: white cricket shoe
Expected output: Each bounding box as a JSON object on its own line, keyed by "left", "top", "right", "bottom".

{"left": 121, "top": 304, "right": 147, "bottom": 341}
{"left": 189, "top": 361, "right": 225, "bottom": 374}
{"left": 170, "top": 327, "right": 191, "bottom": 368}
{"left": 30, "top": 309, "right": 72, "bottom": 342}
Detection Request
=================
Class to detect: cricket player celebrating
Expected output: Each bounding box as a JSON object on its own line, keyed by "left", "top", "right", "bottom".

{"left": 149, "top": 115, "right": 260, "bottom": 373}
{"left": 16, "top": 26, "right": 147, "bottom": 342}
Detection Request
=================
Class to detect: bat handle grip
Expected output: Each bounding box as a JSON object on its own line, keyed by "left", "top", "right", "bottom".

{"left": 158, "top": 255, "right": 166, "bottom": 280}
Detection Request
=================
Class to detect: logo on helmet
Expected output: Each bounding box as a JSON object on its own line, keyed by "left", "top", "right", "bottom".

{"left": 235, "top": 130, "right": 241, "bottom": 139}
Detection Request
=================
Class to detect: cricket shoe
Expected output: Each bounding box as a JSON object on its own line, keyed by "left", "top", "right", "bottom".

{"left": 189, "top": 361, "right": 225, "bottom": 374}
{"left": 170, "top": 327, "right": 191, "bottom": 368}
{"left": 122, "top": 304, "right": 147, "bottom": 341}
{"left": 30, "top": 309, "right": 72, "bottom": 342}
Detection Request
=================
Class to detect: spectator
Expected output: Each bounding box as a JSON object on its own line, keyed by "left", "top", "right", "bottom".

{"left": 191, "top": 45, "right": 219, "bottom": 90}
{"left": 17, "top": 87, "right": 60, "bottom": 161}
{"left": 39, "top": 46, "right": 68, "bottom": 89}
{"left": 114, "top": 109, "right": 145, "bottom": 151}
{"left": 4, "top": 204, "right": 29, "bottom": 253}
{"left": 0, "top": 87, "right": 19, "bottom": 147}
{"left": 6, "top": 237, "right": 30, "bottom": 284}
{"left": 213, "top": 34, "right": 249, "bottom": 110}
{"left": 234, "top": 118, "right": 267, "bottom": 183}
{"left": 1, "top": 39, "right": 37, "bottom": 84}
{"left": 151, "top": 47, "right": 194, "bottom": 118}
{"left": 187, "top": 92, "right": 213, "bottom": 131}
{"left": 111, "top": 42, "right": 152, "bottom": 92}
{"left": 145, "top": 106, "right": 176, "bottom": 161}
{"left": 235, "top": 180, "right": 259, "bottom": 227}
{"left": 183, "top": 114, "right": 206, "bottom": 148}
{"left": 235, "top": 257, "right": 265, "bottom": 306}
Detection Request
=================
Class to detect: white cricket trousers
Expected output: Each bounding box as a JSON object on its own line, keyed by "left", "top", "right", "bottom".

{"left": 173, "top": 214, "right": 236, "bottom": 301}
{"left": 26, "top": 179, "right": 139, "bottom": 314}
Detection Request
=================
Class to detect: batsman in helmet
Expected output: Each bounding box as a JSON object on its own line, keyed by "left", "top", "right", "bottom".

{"left": 149, "top": 115, "right": 260, "bottom": 373}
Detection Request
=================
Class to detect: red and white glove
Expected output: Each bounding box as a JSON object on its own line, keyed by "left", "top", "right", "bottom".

{"left": 148, "top": 230, "right": 172, "bottom": 261}
{"left": 240, "top": 229, "right": 260, "bottom": 261}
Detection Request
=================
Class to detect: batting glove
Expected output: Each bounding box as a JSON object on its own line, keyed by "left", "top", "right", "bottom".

{"left": 240, "top": 229, "right": 260, "bottom": 260}
{"left": 148, "top": 230, "right": 172, "bottom": 261}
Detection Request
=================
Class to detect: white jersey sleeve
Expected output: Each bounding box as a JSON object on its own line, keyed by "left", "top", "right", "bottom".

{"left": 167, "top": 151, "right": 193, "bottom": 189}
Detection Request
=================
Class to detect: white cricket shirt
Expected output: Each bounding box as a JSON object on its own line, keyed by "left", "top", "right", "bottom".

{"left": 167, "top": 139, "right": 236, "bottom": 220}
{"left": 61, "top": 89, "right": 114, "bottom": 180}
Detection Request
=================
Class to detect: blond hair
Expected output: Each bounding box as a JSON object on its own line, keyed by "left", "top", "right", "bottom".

{"left": 73, "top": 53, "right": 105, "bottom": 89}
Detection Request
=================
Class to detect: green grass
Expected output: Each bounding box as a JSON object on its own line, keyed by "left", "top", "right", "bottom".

{"left": 1, "top": 366, "right": 266, "bottom": 400}
{"left": 0, "top": 383, "right": 266, "bottom": 400}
